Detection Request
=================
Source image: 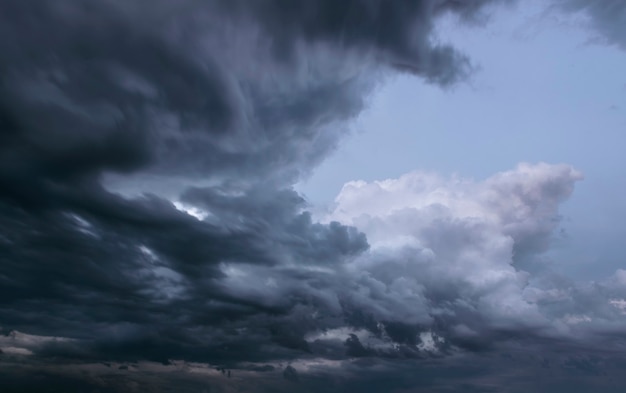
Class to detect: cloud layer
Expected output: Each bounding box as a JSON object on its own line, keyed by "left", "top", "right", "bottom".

{"left": 0, "top": 0, "right": 509, "bottom": 364}
{"left": 2, "top": 0, "right": 626, "bottom": 392}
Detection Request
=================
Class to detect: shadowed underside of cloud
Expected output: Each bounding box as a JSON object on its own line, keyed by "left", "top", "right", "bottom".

{"left": 0, "top": 0, "right": 507, "bottom": 363}
{"left": 2, "top": 0, "right": 626, "bottom": 392}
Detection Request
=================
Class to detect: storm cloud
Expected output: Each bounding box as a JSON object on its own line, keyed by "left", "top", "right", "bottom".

{"left": 0, "top": 0, "right": 505, "bottom": 359}
{"left": 1, "top": 0, "right": 625, "bottom": 392}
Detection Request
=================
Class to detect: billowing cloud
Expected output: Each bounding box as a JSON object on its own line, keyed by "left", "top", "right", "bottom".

{"left": 2, "top": 0, "right": 626, "bottom": 392}
{"left": 316, "top": 163, "right": 626, "bottom": 357}
{"left": 322, "top": 164, "right": 579, "bottom": 347}
{"left": 0, "top": 0, "right": 510, "bottom": 366}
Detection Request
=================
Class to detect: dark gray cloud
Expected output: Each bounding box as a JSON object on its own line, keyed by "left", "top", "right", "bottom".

{"left": 0, "top": 0, "right": 489, "bottom": 195}
{"left": 4, "top": 345, "right": 626, "bottom": 393}
{"left": 2, "top": 0, "right": 625, "bottom": 392}
{"left": 0, "top": 0, "right": 504, "bottom": 365}
{"left": 556, "top": 0, "right": 626, "bottom": 50}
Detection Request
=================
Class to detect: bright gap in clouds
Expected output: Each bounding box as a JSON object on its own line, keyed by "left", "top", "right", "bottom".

{"left": 297, "top": 1, "right": 626, "bottom": 281}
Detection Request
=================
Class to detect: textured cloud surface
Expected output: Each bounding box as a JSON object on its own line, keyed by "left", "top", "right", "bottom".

{"left": 0, "top": 0, "right": 504, "bottom": 364}
{"left": 325, "top": 163, "right": 626, "bottom": 346}
{"left": 328, "top": 163, "right": 583, "bottom": 337}
{"left": 558, "top": 0, "right": 626, "bottom": 50}
{"left": 1, "top": 0, "right": 625, "bottom": 392}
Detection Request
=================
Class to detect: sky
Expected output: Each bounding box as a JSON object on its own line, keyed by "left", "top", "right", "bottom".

{"left": 297, "top": 0, "right": 626, "bottom": 280}
{"left": 1, "top": 1, "right": 626, "bottom": 392}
